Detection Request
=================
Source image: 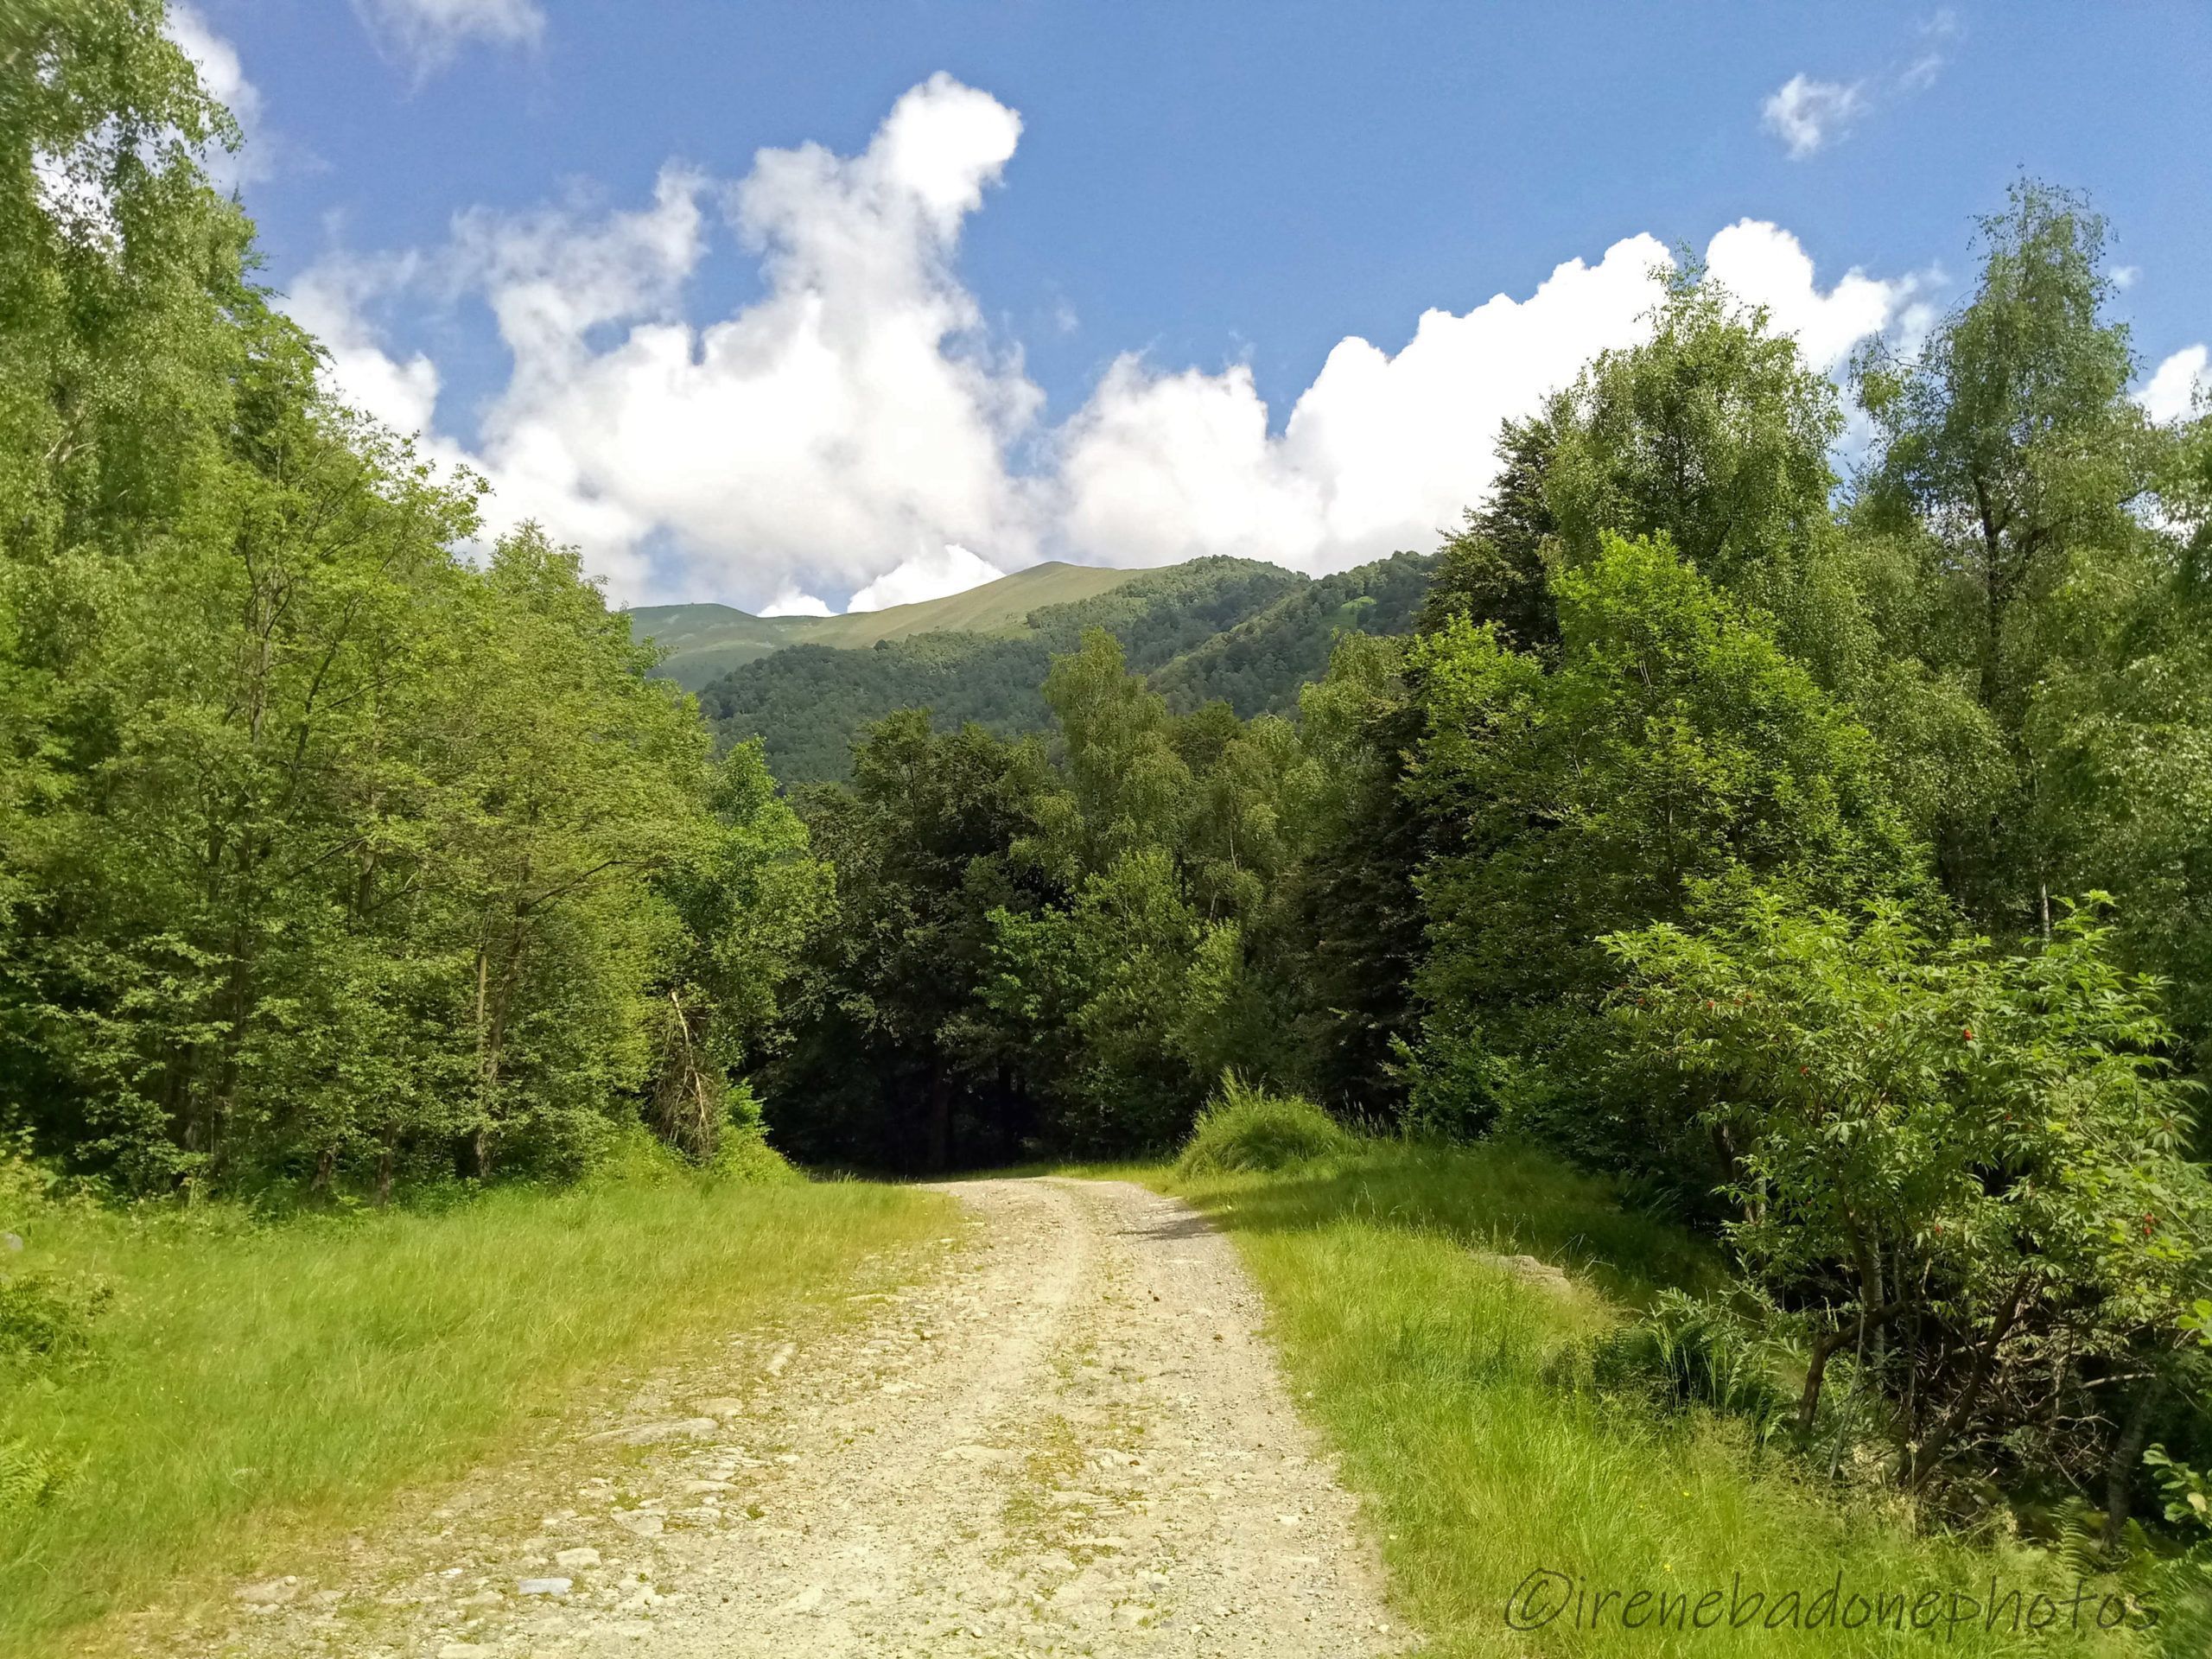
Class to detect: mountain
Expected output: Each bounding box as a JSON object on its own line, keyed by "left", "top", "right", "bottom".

{"left": 627, "top": 562, "right": 1151, "bottom": 690}
{"left": 675, "top": 551, "right": 1437, "bottom": 785}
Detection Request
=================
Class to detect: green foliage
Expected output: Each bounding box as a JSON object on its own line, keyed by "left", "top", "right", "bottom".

{"left": 1416, "top": 415, "right": 1560, "bottom": 649}
{"left": 1548, "top": 265, "right": 1841, "bottom": 593}
{"left": 0, "top": 1439, "right": 73, "bottom": 1524}
{"left": 0, "top": 1268, "right": 111, "bottom": 1358}
{"left": 0, "top": 3, "right": 823, "bottom": 1194}
{"left": 1852, "top": 181, "right": 2183, "bottom": 941}
{"left": 1608, "top": 897, "right": 2212, "bottom": 1495}
{"left": 1582, "top": 1288, "right": 1799, "bottom": 1444}
{"left": 1402, "top": 532, "right": 1921, "bottom": 1146}
{"left": 1176, "top": 1075, "right": 1357, "bottom": 1176}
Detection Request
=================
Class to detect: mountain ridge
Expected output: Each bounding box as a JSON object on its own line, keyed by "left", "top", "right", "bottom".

{"left": 628, "top": 561, "right": 1153, "bottom": 690}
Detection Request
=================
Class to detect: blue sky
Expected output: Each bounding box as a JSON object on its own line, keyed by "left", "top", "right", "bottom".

{"left": 175, "top": 1, "right": 2212, "bottom": 611}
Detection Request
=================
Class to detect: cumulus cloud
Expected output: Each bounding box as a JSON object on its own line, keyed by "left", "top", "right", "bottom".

{"left": 298, "top": 73, "right": 1035, "bottom": 604}
{"left": 296, "top": 77, "right": 1922, "bottom": 608}
{"left": 287, "top": 252, "right": 442, "bottom": 439}
{"left": 848, "top": 543, "right": 1006, "bottom": 613}
{"left": 353, "top": 0, "right": 544, "bottom": 76}
{"left": 2139, "top": 345, "right": 2211, "bottom": 424}
{"left": 1762, "top": 75, "right": 1867, "bottom": 159}
{"left": 759, "top": 588, "right": 835, "bottom": 618}
{"left": 1056, "top": 221, "right": 1916, "bottom": 574}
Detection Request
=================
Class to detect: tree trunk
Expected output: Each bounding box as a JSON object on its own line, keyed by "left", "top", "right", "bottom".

{"left": 2105, "top": 1376, "right": 2163, "bottom": 1549}
{"left": 926, "top": 1063, "right": 953, "bottom": 1172}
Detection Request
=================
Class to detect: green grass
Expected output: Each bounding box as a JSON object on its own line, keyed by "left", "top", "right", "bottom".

{"left": 1158, "top": 1140, "right": 2155, "bottom": 1657}
{"left": 1177, "top": 1077, "right": 1357, "bottom": 1176}
{"left": 0, "top": 1159, "right": 950, "bottom": 1658}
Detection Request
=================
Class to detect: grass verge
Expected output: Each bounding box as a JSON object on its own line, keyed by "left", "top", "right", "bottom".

{"left": 1160, "top": 1139, "right": 2154, "bottom": 1657}
{"left": 0, "top": 1155, "right": 949, "bottom": 1658}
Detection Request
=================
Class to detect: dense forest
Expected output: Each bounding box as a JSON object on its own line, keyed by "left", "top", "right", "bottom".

{"left": 3, "top": 0, "right": 2209, "bottom": 1581}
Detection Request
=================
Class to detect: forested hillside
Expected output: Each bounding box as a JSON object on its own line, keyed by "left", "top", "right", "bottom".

{"left": 1152, "top": 550, "right": 1435, "bottom": 715}
{"left": 690, "top": 550, "right": 1435, "bottom": 781}
{"left": 694, "top": 556, "right": 1313, "bottom": 781}
{"left": 4, "top": 1, "right": 2209, "bottom": 1613}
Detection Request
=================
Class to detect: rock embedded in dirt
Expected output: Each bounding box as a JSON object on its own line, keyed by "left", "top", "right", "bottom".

{"left": 232, "top": 1577, "right": 297, "bottom": 1606}
{"left": 517, "top": 1577, "right": 572, "bottom": 1597}
{"left": 1475, "top": 1251, "right": 1574, "bottom": 1294}
{"left": 589, "top": 1416, "right": 720, "bottom": 1446}
{"left": 553, "top": 1547, "right": 601, "bottom": 1570}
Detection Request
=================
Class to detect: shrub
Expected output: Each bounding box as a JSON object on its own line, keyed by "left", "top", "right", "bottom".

{"left": 1177, "top": 1076, "right": 1357, "bottom": 1176}
{"left": 1607, "top": 893, "right": 2212, "bottom": 1507}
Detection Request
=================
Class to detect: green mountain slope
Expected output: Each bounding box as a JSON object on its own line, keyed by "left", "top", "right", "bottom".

{"left": 695, "top": 551, "right": 1435, "bottom": 784}
{"left": 628, "top": 562, "right": 1150, "bottom": 690}
{"left": 1152, "top": 550, "right": 1434, "bottom": 716}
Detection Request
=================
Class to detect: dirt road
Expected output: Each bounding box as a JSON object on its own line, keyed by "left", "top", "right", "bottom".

{"left": 186, "top": 1179, "right": 1407, "bottom": 1657}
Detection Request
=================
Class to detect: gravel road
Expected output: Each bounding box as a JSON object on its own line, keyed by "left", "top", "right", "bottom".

{"left": 181, "top": 1178, "right": 1408, "bottom": 1658}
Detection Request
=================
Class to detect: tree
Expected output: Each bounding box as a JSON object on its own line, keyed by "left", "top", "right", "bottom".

{"left": 1402, "top": 533, "right": 1924, "bottom": 1154}
{"left": 1544, "top": 264, "right": 1847, "bottom": 661}
{"left": 1853, "top": 181, "right": 2174, "bottom": 936}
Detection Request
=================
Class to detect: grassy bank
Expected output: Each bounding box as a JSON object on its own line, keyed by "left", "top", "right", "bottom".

{"left": 0, "top": 1152, "right": 949, "bottom": 1658}
{"left": 1161, "top": 1140, "right": 2153, "bottom": 1658}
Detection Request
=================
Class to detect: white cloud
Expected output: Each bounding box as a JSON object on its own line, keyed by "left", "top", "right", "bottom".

{"left": 1762, "top": 74, "right": 1866, "bottom": 159}
{"left": 353, "top": 0, "right": 544, "bottom": 75}
{"left": 1898, "top": 10, "right": 1961, "bottom": 92}
{"left": 298, "top": 73, "right": 1035, "bottom": 604}
{"left": 296, "top": 79, "right": 1922, "bottom": 607}
{"left": 848, "top": 543, "right": 1005, "bottom": 613}
{"left": 1055, "top": 221, "right": 1916, "bottom": 574}
{"left": 2112, "top": 265, "right": 2142, "bottom": 291}
{"left": 760, "top": 588, "right": 834, "bottom": 618}
{"left": 1703, "top": 219, "right": 1916, "bottom": 370}
{"left": 166, "top": 4, "right": 267, "bottom": 187}
{"left": 2139, "top": 346, "right": 2211, "bottom": 424}
{"left": 1764, "top": 15, "right": 1961, "bottom": 159}
{"left": 287, "top": 252, "right": 442, "bottom": 438}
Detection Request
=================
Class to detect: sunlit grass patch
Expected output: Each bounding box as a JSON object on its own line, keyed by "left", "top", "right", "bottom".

{"left": 1158, "top": 1141, "right": 2150, "bottom": 1657}
{"left": 0, "top": 1161, "right": 947, "bottom": 1658}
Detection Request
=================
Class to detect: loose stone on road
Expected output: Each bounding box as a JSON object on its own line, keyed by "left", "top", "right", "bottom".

{"left": 181, "top": 1178, "right": 1408, "bottom": 1657}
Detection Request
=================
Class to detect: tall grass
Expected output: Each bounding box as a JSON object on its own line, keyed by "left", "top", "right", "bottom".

{"left": 0, "top": 1154, "right": 948, "bottom": 1657}
{"left": 1165, "top": 1141, "right": 2154, "bottom": 1657}
{"left": 1177, "top": 1075, "right": 1357, "bottom": 1176}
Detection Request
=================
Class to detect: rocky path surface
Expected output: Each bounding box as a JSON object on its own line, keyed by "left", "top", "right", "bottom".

{"left": 174, "top": 1179, "right": 1407, "bottom": 1658}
